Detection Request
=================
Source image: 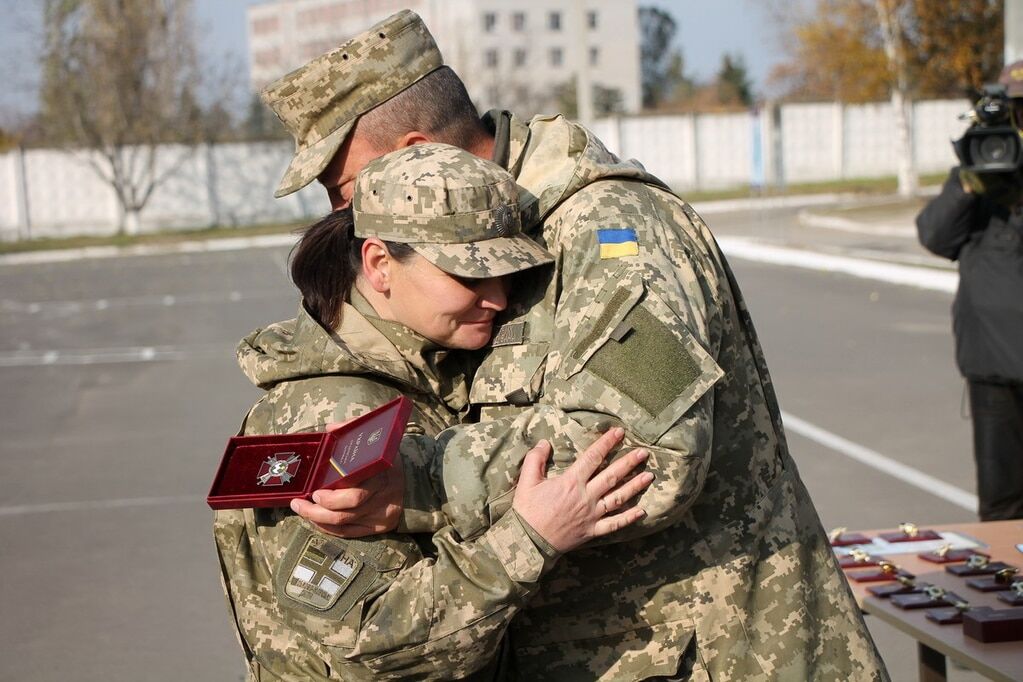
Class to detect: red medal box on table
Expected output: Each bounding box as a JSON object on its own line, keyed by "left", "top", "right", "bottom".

{"left": 207, "top": 396, "right": 413, "bottom": 510}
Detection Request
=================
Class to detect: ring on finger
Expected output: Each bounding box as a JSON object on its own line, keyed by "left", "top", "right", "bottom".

{"left": 597, "top": 498, "right": 607, "bottom": 515}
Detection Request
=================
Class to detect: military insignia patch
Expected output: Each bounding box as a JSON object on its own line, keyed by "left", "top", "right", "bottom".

{"left": 284, "top": 535, "right": 363, "bottom": 610}
{"left": 256, "top": 452, "right": 301, "bottom": 486}
{"left": 597, "top": 228, "right": 640, "bottom": 259}
{"left": 491, "top": 321, "right": 526, "bottom": 347}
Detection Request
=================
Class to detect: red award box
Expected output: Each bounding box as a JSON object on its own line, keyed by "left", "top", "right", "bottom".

{"left": 206, "top": 396, "right": 413, "bottom": 510}
{"left": 962, "top": 606, "right": 1023, "bottom": 643}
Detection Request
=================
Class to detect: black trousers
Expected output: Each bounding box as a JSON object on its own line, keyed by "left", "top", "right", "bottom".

{"left": 968, "top": 380, "right": 1023, "bottom": 521}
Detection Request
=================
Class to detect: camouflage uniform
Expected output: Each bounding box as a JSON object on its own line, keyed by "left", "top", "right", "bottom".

{"left": 254, "top": 10, "right": 887, "bottom": 679}
{"left": 213, "top": 145, "right": 556, "bottom": 681}
{"left": 427, "top": 112, "right": 890, "bottom": 680}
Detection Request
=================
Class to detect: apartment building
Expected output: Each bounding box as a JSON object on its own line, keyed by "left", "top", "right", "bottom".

{"left": 246, "top": 0, "right": 641, "bottom": 117}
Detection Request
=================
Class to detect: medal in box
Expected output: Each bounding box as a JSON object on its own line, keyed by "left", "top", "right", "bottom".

{"left": 207, "top": 396, "right": 413, "bottom": 510}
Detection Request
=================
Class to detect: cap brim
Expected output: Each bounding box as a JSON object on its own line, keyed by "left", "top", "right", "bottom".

{"left": 412, "top": 235, "right": 554, "bottom": 279}
{"left": 273, "top": 119, "right": 356, "bottom": 198}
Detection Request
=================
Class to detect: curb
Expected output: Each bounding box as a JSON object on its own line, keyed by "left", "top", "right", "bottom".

{"left": 797, "top": 210, "right": 918, "bottom": 237}
{"left": 692, "top": 192, "right": 859, "bottom": 215}
{"left": 793, "top": 185, "right": 941, "bottom": 237}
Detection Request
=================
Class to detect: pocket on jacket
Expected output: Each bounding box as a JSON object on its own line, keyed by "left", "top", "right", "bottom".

{"left": 470, "top": 341, "right": 549, "bottom": 405}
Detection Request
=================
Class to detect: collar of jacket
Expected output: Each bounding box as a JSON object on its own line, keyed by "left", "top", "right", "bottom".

{"left": 236, "top": 297, "right": 470, "bottom": 413}
{"left": 485, "top": 111, "right": 669, "bottom": 225}
{"left": 346, "top": 289, "right": 470, "bottom": 411}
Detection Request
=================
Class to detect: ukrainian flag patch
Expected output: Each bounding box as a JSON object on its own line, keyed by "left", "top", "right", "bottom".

{"left": 597, "top": 228, "right": 640, "bottom": 259}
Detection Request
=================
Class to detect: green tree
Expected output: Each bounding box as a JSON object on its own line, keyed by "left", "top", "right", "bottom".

{"left": 39, "top": 0, "right": 206, "bottom": 235}
{"left": 717, "top": 53, "right": 754, "bottom": 107}
{"left": 639, "top": 6, "right": 692, "bottom": 109}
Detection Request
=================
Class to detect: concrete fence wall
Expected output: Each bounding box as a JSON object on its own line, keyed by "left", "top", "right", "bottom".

{"left": 592, "top": 98, "right": 969, "bottom": 190}
{"left": 0, "top": 98, "right": 972, "bottom": 241}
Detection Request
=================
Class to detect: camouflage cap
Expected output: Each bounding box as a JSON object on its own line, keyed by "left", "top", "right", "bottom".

{"left": 261, "top": 10, "right": 443, "bottom": 198}
{"left": 1000, "top": 60, "right": 1023, "bottom": 98}
{"left": 353, "top": 144, "right": 553, "bottom": 279}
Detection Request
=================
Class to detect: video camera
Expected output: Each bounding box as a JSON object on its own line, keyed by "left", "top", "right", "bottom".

{"left": 953, "top": 84, "right": 1023, "bottom": 173}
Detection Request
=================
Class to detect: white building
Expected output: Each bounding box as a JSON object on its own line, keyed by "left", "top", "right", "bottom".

{"left": 246, "top": 0, "right": 642, "bottom": 118}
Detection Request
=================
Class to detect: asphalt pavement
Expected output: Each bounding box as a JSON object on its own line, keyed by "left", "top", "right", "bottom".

{"left": 0, "top": 192, "right": 1007, "bottom": 681}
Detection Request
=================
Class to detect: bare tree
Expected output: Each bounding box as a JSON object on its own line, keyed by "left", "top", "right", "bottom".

{"left": 875, "top": 0, "right": 917, "bottom": 197}
{"left": 39, "top": 0, "right": 205, "bottom": 234}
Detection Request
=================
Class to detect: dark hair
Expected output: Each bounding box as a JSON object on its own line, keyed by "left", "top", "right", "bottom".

{"left": 289, "top": 207, "right": 414, "bottom": 329}
{"left": 358, "top": 66, "right": 489, "bottom": 150}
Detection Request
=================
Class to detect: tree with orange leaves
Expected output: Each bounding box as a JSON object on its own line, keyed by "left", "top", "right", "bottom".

{"left": 768, "top": 0, "right": 1003, "bottom": 195}
{"left": 913, "top": 0, "right": 1003, "bottom": 99}
{"left": 769, "top": 0, "right": 1003, "bottom": 102}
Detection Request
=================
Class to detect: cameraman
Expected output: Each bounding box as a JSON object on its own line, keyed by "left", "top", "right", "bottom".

{"left": 916, "top": 61, "right": 1023, "bottom": 521}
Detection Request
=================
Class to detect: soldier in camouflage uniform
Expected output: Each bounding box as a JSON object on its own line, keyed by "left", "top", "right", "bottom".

{"left": 258, "top": 10, "right": 890, "bottom": 681}
{"left": 433, "top": 113, "right": 890, "bottom": 680}
{"left": 214, "top": 144, "right": 653, "bottom": 680}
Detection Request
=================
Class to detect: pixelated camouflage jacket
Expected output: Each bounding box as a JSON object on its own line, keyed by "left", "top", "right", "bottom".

{"left": 213, "top": 295, "right": 558, "bottom": 681}
{"left": 422, "top": 111, "right": 889, "bottom": 681}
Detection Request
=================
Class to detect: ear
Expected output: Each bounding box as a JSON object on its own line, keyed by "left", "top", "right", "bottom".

{"left": 360, "top": 238, "right": 392, "bottom": 293}
{"left": 396, "top": 131, "right": 432, "bottom": 148}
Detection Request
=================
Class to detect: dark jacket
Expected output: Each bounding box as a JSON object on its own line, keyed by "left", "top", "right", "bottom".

{"left": 917, "top": 168, "right": 1023, "bottom": 384}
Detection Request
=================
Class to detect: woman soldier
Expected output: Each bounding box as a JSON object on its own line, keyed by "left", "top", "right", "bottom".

{"left": 214, "top": 144, "right": 653, "bottom": 680}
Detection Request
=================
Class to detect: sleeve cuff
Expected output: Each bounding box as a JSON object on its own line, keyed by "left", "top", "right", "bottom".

{"left": 483, "top": 509, "right": 562, "bottom": 583}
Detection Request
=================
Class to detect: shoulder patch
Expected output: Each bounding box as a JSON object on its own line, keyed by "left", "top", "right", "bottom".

{"left": 597, "top": 228, "right": 639, "bottom": 259}
{"left": 275, "top": 530, "right": 381, "bottom": 620}
{"left": 491, "top": 321, "right": 526, "bottom": 347}
{"left": 284, "top": 534, "right": 363, "bottom": 610}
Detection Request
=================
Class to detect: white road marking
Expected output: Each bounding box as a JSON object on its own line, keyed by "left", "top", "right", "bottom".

{"left": 717, "top": 237, "right": 958, "bottom": 293}
{"left": 1, "top": 288, "right": 289, "bottom": 315}
{"left": 0, "top": 495, "right": 203, "bottom": 517}
{"left": 0, "top": 233, "right": 297, "bottom": 266}
{"left": 797, "top": 208, "right": 918, "bottom": 237}
{"left": 692, "top": 192, "right": 863, "bottom": 215}
{"left": 781, "top": 411, "right": 977, "bottom": 512}
{"left": 0, "top": 344, "right": 224, "bottom": 367}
